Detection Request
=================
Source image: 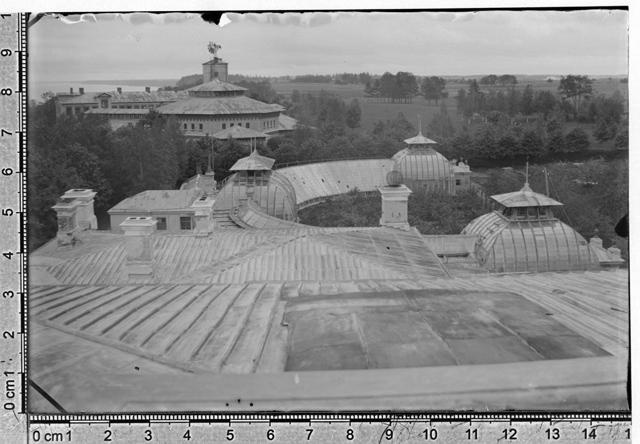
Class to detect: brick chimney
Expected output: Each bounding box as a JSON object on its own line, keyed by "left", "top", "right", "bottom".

{"left": 117, "top": 87, "right": 122, "bottom": 94}
{"left": 145, "top": 86, "right": 151, "bottom": 93}
{"left": 79, "top": 87, "right": 85, "bottom": 95}
{"left": 120, "top": 216, "right": 156, "bottom": 282}
{"left": 69, "top": 87, "right": 74, "bottom": 94}
{"left": 379, "top": 184, "right": 412, "bottom": 230}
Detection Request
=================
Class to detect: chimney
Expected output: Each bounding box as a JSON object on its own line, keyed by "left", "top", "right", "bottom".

{"left": 191, "top": 194, "right": 216, "bottom": 236}
{"left": 117, "top": 87, "right": 122, "bottom": 94}
{"left": 589, "top": 236, "right": 603, "bottom": 249}
{"left": 79, "top": 87, "right": 85, "bottom": 95}
{"left": 51, "top": 196, "right": 81, "bottom": 246}
{"left": 379, "top": 184, "right": 412, "bottom": 230}
{"left": 60, "top": 189, "right": 97, "bottom": 230}
{"left": 120, "top": 216, "right": 156, "bottom": 282}
{"left": 69, "top": 87, "right": 74, "bottom": 95}
{"left": 145, "top": 86, "right": 151, "bottom": 93}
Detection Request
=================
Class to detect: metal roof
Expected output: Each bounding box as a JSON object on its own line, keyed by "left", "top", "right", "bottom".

{"left": 156, "top": 96, "right": 284, "bottom": 116}
{"left": 85, "top": 108, "right": 150, "bottom": 115}
{"left": 57, "top": 90, "right": 188, "bottom": 105}
{"left": 213, "top": 126, "right": 267, "bottom": 140}
{"left": 278, "top": 159, "right": 395, "bottom": 206}
{"left": 108, "top": 189, "right": 202, "bottom": 213}
{"left": 403, "top": 131, "right": 438, "bottom": 145}
{"left": 491, "top": 183, "right": 563, "bottom": 207}
{"left": 187, "top": 79, "right": 247, "bottom": 93}
{"left": 229, "top": 150, "right": 276, "bottom": 171}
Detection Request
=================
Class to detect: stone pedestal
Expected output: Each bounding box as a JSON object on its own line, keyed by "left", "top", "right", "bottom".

{"left": 379, "top": 185, "right": 412, "bottom": 230}
{"left": 191, "top": 195, "right": 216, "bottom": 236}
{"left": 120, "top": 217, "right": 156, "bottom": 282}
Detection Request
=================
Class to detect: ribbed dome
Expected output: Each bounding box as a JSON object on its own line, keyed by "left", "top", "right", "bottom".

{"left": 462, "top": 211, "right": 599, "bottom": 273}
{"left": 392, "top": 148, "right": 454, "bottom": 193}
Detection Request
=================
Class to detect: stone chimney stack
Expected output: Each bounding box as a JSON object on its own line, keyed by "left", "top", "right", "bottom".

{"left": 379, "top": 184, "right": 412, "bottom": 230}
{"left": 61, "top": 189, "right": 97, "bottom": 230}
{"left": 117, "top": 87, "right": 122, "bottom": 94}
{"left": 69, "top": 87, "right": 74, "bottom": 95}
{"left": 52, "top": 196, "right": 81, "bottom": 246}
{"left": 120, "top": 216, "right": 156, "bottom": 282}
{"left": 51, "top": 188, "right": 98, "bottom": 246}
{"left": 145, "top": 86, "right": 151, "bottom": 93}
{"left": 190, "top": 194, "right": 216, "bottom": 236}
{"left": 79, "top": 87, "right": 85, "bottom": 95}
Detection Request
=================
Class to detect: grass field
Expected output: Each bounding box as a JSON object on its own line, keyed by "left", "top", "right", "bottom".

{"left": 272, "top": 77, "right": 627, "bottom": 136}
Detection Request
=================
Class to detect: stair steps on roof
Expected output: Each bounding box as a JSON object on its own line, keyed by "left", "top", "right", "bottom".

{"left": 213, "top": 209, "right": 241, "bottom": 229}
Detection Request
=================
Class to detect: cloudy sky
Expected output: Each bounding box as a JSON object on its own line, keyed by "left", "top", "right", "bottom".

{"left": 29, "top": 9, "right": 628, "bottom": 82}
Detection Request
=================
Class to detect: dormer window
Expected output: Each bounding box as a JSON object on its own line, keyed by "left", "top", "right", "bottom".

{"left": 100, "top": 99, "right": 109, "bottom": 108}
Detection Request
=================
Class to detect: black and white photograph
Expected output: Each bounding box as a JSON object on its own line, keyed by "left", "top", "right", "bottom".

{"left": 26, "top": 8, "right": 629, "bottom": 414}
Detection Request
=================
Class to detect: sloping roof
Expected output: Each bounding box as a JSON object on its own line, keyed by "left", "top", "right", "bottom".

{"left": 491, "top": 183, "right": 563, "bottom": 207}
{"left": 156, "top": 96, "right": 284, "bottom": 115}
{"left": 213, "top": 125, "right": 267, "bottom": 140}
{"left": 57, "top": 90, "right": 188, "bottom": 105}
{"left": 85, "top": 108, "right": 150, "bottom": 115}
{"left": 229, "top": 150, "right": 275, "bottom": 171}
{"left": 265, "top": 114, "right": 298, "bottom": 133}
{"left": 278, "top": 159, "right": 395, "bottom": 206}
{"left": 108, "top": 189, "right": 202, "bottom": 213}
{"left": 187, "top": 79, "right": 247, "bottom": 93}
{"left": 404, "top": 131, "right": 437, "bottom": 145}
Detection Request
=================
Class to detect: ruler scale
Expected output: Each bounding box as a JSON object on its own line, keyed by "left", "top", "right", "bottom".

{"left": 0, "top": 10, "right": 632, "bottom": 444}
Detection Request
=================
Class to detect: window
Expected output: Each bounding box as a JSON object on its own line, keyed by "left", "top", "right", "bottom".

{"left": 455, "top": 179, "right": 461, "bottom": 186}
{"left": 191, "top": 123, "right": 195, "bottom": 130}
{"left": 183, "top": 123, "right": 187, "bottom": 130}
{"left": 214, "top": 71, "right": 219, "bottom": 78}
{"left": 180, "top": 216, "right": 193, "bottom": 230}
{"left": 516, "top": 208, "right": 527, "bottom": 219}
{"left": 65, "top": 107, "right": 73, "bottom": 116}
{"left": 199, "top": 123, "right": 203, "bottom": 130}
{"left": 100, "top": 99, "right": 109, "bottom": 108}
{"left": 156, "top": 217, "right": 167, "bottom": 230}
{"left": 246, "top": 122, "right": 250, "bottom": 128}
{"left": 222, "top": 123, "right": 226, "bottom": 129}
{"left": 230, "top": 123, "right": 234, "bottom": 127}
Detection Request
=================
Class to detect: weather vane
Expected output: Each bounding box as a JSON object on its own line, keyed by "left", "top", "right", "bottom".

{"left": 207, "top": 42, "right": 222, "bottom": 58}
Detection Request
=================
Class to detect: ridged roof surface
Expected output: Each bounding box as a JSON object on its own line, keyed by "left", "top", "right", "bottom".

{"left": 58, "top": 90, "right": 188, "bottom": 105}
{"left": 187, "top": 79, "right": 247, "bottom": 93}
{"left": 156, "top": 96, "right": 284, "bottom": 115}
{"left": 403, "top": 131, "right": 438, "bottom": 145}
{"left": 109, "top": 189, "right": 202, "bottom": 212}
{"left": 278, "top": 159, "right": 395, "bottom": 206}
{"left": 229, "top": 150, "right": 276, "bottom": 171}
{"left": 462, "top": 211, "right": 599, "bottom": 272}
{"left": 491, "top": 183, "right": 563, "bottom": 208}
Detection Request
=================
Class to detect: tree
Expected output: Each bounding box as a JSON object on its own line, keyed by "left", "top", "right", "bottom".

{"left": 428, "top": 101, "right": 455, "bottom": 138}
{"left": 563, "top": 127, "right": 590, "bottom": 152}
{"left": 345, "top": 98, "right": 362, "bottom": 128}
{"left": 520, "top": 85, "right": 534, "bottom": 115}
{"left": 421, "top": 76, "right": 446, "bottom": 104}
{"left": 558, "top": 75, "right": 593, "bottom": 119}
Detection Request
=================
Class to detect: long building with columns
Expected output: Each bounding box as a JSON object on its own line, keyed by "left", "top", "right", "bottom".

{"left": 54, "top": 47, "right": 297, "bottom": 139}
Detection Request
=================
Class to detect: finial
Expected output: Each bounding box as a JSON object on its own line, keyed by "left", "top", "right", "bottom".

{"left": 524, "top": 159, "right": 529, "bottom": 187}
{"left": 417, "top": 115, "right": 423, "bottom": 135}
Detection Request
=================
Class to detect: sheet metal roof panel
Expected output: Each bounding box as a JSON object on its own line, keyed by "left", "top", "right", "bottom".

{"left": 213, "top": 126, "right": 268, "bottom": 140}
{"left": 229, "top": 151, "right": 276, "bottom": 171}
{"left": 109, "top": 189, "right": 202, "bottom": 212}
{"left": 187, "top": 79, "right": 247, "bottom": 93}
{"left": 491, "top": 188, "right": 563, "bottom": 207}
{"left": 58, "top": 90, "right": 188, "bottom": 105}
{"left": 156, "top": 96, "right": 284, "bottom": 115}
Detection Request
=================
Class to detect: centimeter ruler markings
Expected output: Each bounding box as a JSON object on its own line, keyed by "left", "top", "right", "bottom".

{"left": 27, "top": 413, "right": 631, "bottom": 443}
{"left": 0, "top": 10, "right": 28, "bottom": 444}
{"left": 0, "top": 11, "right": 631, "bottom": 444}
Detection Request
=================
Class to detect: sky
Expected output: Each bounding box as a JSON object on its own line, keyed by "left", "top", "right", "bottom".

{"left": 29, "top": 9, "right": 628, "bottom": 83}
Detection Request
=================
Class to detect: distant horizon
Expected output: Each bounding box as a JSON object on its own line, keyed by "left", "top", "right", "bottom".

{"left": 30, "top": 10, "right": 628, "bottom": 84}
